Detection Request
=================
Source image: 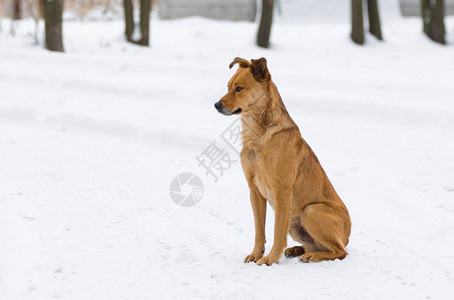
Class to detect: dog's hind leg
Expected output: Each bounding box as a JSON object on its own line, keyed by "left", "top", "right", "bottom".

{"left": 298, "top": 203, "right": 350, "bottom": 262}
{"left": 285, "top": 219, "right": 309, "bottom": 257}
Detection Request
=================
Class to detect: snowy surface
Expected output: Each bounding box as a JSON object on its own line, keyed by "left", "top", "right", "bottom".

{"left": 1, "top": 6, "right": 454, "bottom": 300}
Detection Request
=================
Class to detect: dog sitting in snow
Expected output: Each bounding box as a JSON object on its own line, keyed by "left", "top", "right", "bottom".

{"left": 214, "top": 57, "right": 351, "bottom": 265}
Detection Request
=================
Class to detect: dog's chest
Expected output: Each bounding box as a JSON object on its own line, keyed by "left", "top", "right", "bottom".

{"left": 242, "top": 145, "right": 275, "bottom": 208}
{"left": 254, "top": 174, "right": 275, "bottom": 208}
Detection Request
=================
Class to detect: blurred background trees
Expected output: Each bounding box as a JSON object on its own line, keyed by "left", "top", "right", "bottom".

{"left": 123, "top": 0, "right": 152, "bottom": 46}
{"left": 0, "top": 0, "right": 451, "bottom": 51}
{"left": 42, "top": 0, "right": 64, "bottom": 51}
{"left": 421, "top": 0, "right": 446, "bottom": 44}
{"left": 257, "top": 0, "right": 274, "bottom": 48}
{"left": 13, "top": 0, "right": 20, "bottom": 19}
{"left": 351, "top": 0, "right": 365, "bottom": 44}
{"left": 351, "top": 0, "right": 383, "bottom": 45}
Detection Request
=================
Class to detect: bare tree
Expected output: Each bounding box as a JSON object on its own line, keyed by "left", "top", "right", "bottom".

{"left": 103, "top": 0, "right": 112, "bottom": 15}
{"left": 123, "top": 0, "right": 134, "bottom": 42}
{"left": 367, "top": 0, "right": 382, "bottom": 40}
{"left": 351, "top": 0, "right": 364, "bottom": 44}
{"left": 139, "top": 0, "right": 151, "bottom": 46}
{"left": 25, "top": 0, "right": 44, "bottom": 45}
{"left": 257, "top": 0, "right": 274, "bottom": 48}
{"left": 13, "top": 0, "right": 21, "bottom": 20}
{"left": 421, "top": 0, "right": 446, "bottom": 44}
{"left": 123, "top": 0, "right": 152, "bottom": 46}
{"left": 26, "top": 0, "right": 43, "bottom": 44}
{"left": 9, "top": 0, "right": 22, "bottom": 36}
{"left": 42, "top": 0, "right": 64, "bottom": 52}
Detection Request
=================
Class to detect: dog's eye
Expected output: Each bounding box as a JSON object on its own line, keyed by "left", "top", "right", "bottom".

{"left": 235, "top": 87, "right": 243, "bottom": 92}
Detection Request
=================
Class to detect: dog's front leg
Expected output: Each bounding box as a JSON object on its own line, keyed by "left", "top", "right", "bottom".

{"left": 244, "top": 187, "right": 267, "bottom": 263}
{"left": 257, "top": 192, "right": 291, "bottom": 266}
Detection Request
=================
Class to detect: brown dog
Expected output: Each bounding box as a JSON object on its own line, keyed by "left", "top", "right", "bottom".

{"left": 214, "top": 57, "right": 351, "bottom": 265}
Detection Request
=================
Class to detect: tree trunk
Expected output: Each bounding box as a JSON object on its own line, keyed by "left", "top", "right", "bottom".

{"left": 257, "top": 0, "right": 274, "bottom": 48}
{"left": 422, "top": 0, "right": 429, "bottom": 34}
{"left": 138, "top": 0, "right": 152, "bottom": 46}
{"left": 367, "top": 0, "right": 382, "bottom": 40}
{"left": 351, "top": 0, "right": 364, "bottom": 45}
{"left": 13, "top": 0, "right": 21, "bottom": 20}
{"left": 422, "top": 0, "right": 446, "bottom": 44}
{"left": 124, "top": 0, "right": 134, "bottom": 42}
{"left": 431, "top": 0, "right": 446, "bottom": 44}
{"left": 42, "top": 0, "right": 64, "bottom": 52}
{"left": 39, "top": 0, "right": 44, "bottom": 18}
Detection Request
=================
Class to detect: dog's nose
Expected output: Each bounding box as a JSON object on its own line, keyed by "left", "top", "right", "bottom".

{"left": 214, "top": 101, "right": 223, "bottom": 110}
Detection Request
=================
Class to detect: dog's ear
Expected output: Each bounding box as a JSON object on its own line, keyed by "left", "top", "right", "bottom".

{"left": 250, "top": 57, "right": 270, "bottom": 82}
{"left": 229, "top": 57, "right": 250, "bottom": 69}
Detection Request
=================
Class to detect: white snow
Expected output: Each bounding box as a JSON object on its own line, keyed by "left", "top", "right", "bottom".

{"left": 1, "top": 5, "right": 454, "bottom": 300}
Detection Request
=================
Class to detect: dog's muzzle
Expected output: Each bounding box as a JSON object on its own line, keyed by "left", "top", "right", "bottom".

{"left": 214, "top": 101, "right": 242, "bottom": 115}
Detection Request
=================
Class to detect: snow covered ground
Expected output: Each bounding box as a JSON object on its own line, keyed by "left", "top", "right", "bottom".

{"left": 1, "top": 5, "right": 454, "bottom": 299}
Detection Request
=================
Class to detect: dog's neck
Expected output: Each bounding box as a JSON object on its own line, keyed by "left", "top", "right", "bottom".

{"left": 241, "top": 81, "right": 299, "bottom": 147}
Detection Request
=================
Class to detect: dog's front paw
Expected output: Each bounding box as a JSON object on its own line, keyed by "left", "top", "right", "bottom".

{"left": 244, "top": 251, "right": 263, "bottom": 263}
{"left": 256, "top": 255, "right": 280, "bottom": 266}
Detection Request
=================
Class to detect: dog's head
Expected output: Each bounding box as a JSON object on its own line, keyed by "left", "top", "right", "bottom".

{"left": 214, "top": 57, "right": 271, "bottom": 116}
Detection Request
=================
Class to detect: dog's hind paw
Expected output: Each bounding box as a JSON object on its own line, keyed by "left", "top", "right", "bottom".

{"left": 300, "top": 252, "right": 322, "bottom": 263}
{"left": 244, "top": 252, "right": 263, "bottom": 263}
{"left": 285, "top": 246, "right": 305, "bottom": 258}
